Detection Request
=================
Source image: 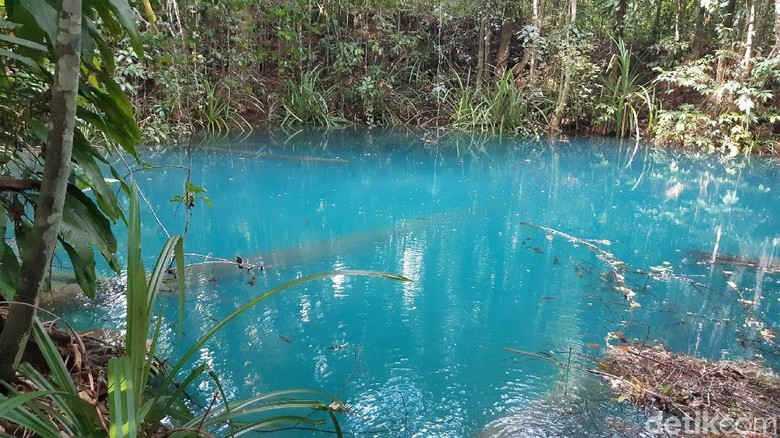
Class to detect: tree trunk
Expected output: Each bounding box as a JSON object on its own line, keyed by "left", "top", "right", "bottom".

{"left": 0, "top": 0, "right": 82, "bottom": 383}
{"left": 614, "top": 0, "right": 627, "bottom": 42}
{"left": 716, "top": 0, "right": 739, "bottom": 84}
{"left": 741, "top": 0, "right": 756, "bottom": 79}
{"left": 651, "top": 0, "right": 663, "bottom": 41}
{"left": 771, "top": 0, "right": 780, "bottom": 57}
{"left": 550, "top": 69, "right": 572, "bottom": 133}
{"left": 484, "top": 21, "right": 492, "bottom": 78}
{"left": 674, "top": 0, "right": 681, "bottom": 42}
{"left": 550, "top": 0, "right": 576, "bottom": 133}
{"left": 570, "top": 0, "right": 577, "bottom": 23}
{"left": 477, "top": 15, "right": 486, "bottom": 87}
{"left": 533, "top": 0, "right": 540, "bottom": 27}
{"left": 531, "top": 0, "right": 541, "bottom": 77}
{"left": 693, "top": 5, "right": 707, "bottom": 55}
{"left": 495, "top": 17, "right": 514, "bottom": 77}
{"left": 724, "top": 0, "right": 738, "bottom": 29}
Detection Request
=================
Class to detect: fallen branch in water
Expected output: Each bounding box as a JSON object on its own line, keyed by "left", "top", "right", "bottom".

{"left": 519, "top": 222, "right": 640, "bottom": 310}
{"left": 688, "top": 250, "right": 780, "bottom": 273}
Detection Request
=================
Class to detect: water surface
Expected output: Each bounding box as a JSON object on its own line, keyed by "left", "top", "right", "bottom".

{"left": 67, "top": 128, "right": 780, "bottom": 436}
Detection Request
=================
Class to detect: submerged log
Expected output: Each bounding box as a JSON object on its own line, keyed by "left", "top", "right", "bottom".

{"left": 689, "top": 250, "right": 780, "bottom": 273}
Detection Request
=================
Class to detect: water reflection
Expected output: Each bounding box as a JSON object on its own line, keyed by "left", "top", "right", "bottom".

{"left": 59, "top": 128, "right": 780, "bottom": 436}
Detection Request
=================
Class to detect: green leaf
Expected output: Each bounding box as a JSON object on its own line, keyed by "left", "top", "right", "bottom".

{"left": 185, "top": 181, "right": 206, "bottom": 194}
{"left": 83, "top": 17, "right": 116, "bottom": 73}
{"left": 0, "top": 207, "right": 20, "bottom": 300}
{"left": 108, "top": 356, "right": 138, "bottom": 438}
{"left": 15, "top": 0, "right": 57, "bottom": 45}
{"left": 26, "top": 322, "right": 102, "bottom": 435}
{"left": 63, "top": 185, "right": 120, "bottom": 271}
{"left": 0, "top": 33, "right": 48, "bottom": 52}
{"left": 0, "top": 391, "right": 62, "bottom": 437}
{"left": 175, "top": 238, "right": 185, "bottom": 333}
{"left": 72, "top": 128, "right": 124, "bottom": 221}
{"left": 0, "top": 47, "right": 42, "bottom": 73}
{"left": 0, "top": 20, "right": 21, "bottom": 30}
{"left": 105, "top": 0, "right": 143, "bottom": 56}
{"left": 59, "top": 238, "right": 96, "bottom": 299}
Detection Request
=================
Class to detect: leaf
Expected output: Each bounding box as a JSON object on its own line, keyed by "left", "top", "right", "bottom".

{"left": 138, "top": 0, "right": 157, "bottom": 31}
{"left": 0, "top": 20, "right": 21, "bottom": 30}
{"left": 0, "top": 391, "right": 62, "bottom": 437}
{"left": 15, "top": 0, "right": 57, "bottom": 45}
{"left": 0, "top": 33, "right": 48, "bottom": 52}
{"left": 72, "top": 128, "right": 123, "bottom": 221}
{"left": 59, "top": 238, "right": 96, "bottom": 299}
{"left": 83, "top": 17, "right": 116, "bottom": 73}
{"left": 0, "top": 207, "right": 20, "bottom": 300}
{"left": 0, "top": 47, "right": 43, "bottom": 73}
{"left": 105, "top": 0, "right": 143, "bottom": 56}
{"left": 28, "top": 321, "right": 102, "bottom": 434}
{"left": 185, "top": 181, "right": 206, "bottom": 194}
{"left": 63, "top": 185, "right": 120, "bottom": 271}
{"left": 108, "top": 356, "right": 138, "bottom": 438}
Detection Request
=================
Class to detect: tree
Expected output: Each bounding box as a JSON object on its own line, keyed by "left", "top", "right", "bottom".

{"left": 741, "top": 0, "right": 757, "bottom": 78}
{"left": 771, "top": 0, "right": 780, "bottom": 57}
{"left": 0, "top": 0, "right": 82, "bottom": 383}
{"left": 0, "top": 0, "right": 144, "bottom": 382}
{"left": 550, "top": 0, "right": 577, "bottom": 133}
{"left": 495, "top": 14, "right": 514, "bottom": 77}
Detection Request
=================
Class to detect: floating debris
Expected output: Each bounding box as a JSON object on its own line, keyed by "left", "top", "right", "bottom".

{"left": 591, "top": 342, "right": 780, "bottom": 437}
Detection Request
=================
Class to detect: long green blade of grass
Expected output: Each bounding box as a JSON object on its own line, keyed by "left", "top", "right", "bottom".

{"left": 108, "top": 356, "right": 137, "bottom": 438}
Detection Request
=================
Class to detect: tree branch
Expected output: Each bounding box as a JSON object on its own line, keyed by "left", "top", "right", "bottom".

{"left": 0, "top": 178, "right": 41, "bottom": 192}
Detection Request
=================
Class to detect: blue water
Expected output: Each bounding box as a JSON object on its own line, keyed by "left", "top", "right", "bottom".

{"left": 65, "top": 128, "right": 779, "bottom": 436}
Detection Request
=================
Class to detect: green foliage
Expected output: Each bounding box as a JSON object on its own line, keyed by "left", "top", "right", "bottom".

{"left": 0, "top": 0, "right": 141, "bottom": 299}
{"left": 595, "top": 39, "right": 655, "bottom": 139}
{"left": 196, "top": 79, "right": 252, "bottom": 135}
{"left": 445, "top": 70, "right": 550, "bottom": 137}
{"left": 278, "top": 70, "right": 346, "bottom": 127}
{"left": 653, "top": 106, "right": 758, "bottom": 154}
{"left": 653, "top": 55, "right": 777, "bottom": 152}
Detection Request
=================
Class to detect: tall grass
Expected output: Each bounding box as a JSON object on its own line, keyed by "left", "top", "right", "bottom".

{"left": 595, "top": 39, "right": 655, "bottom": 139}
{"left": 445, "top": 70, "right": 549, "bottom": 136}
{"left": 198, "top": 79, "right": 252, "bottom": 134}
{"left": 279, "top": 70, "right": 346, "bottom": 127}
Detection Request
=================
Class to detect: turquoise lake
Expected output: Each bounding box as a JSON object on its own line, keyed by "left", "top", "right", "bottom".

{"left": 65, "top": 128, "right": 779, "bottom": 436}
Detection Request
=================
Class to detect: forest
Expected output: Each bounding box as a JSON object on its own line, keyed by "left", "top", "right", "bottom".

{"left": 119, "top": 0, "right": 780, "bottom": 152}
{"left": 0, "top": 0, "right": 779, "bottom": 436}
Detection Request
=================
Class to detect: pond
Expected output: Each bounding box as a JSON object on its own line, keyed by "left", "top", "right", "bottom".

{"left": 65, "top": 128, "right": 779, "bottom": 436}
